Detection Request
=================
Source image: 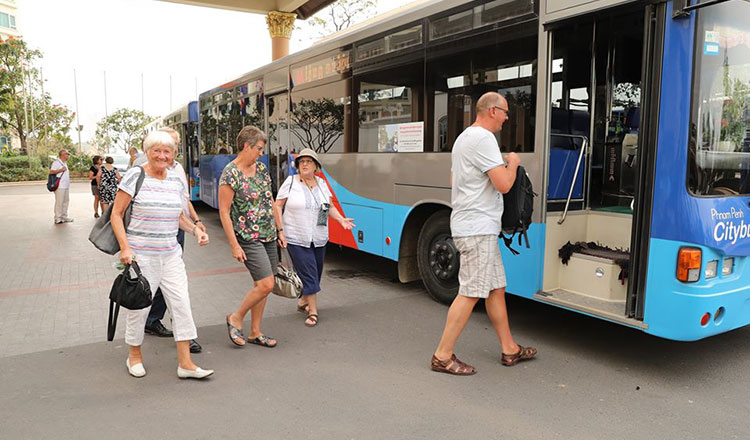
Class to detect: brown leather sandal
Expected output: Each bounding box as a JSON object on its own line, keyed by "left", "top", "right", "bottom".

{"left": 431, "top": 354, "right": 476, "bottom": 376}
{"left": 501, "top": 345, "right": 537, "bottom": 366}
{"left": 305, "top": 313, "right": 318, "bottom": 327}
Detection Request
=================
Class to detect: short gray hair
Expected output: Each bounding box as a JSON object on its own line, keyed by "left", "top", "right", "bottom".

{"left": 158, "top": 126, "right": 180, "bottom": 143}
{"left": 143, "top": 130, "right": 176, "bottom": 154}
{"left": 236, "top": 125, "right": 267, "bottom": 151}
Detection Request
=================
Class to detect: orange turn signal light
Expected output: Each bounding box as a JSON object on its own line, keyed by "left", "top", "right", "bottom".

{"left": 677, "top": 247, "right": 702, "bottom": 282}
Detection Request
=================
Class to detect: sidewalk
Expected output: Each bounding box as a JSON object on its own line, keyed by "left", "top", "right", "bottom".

{"left": 0, "top": 182, "right": 419, "bottom": 357}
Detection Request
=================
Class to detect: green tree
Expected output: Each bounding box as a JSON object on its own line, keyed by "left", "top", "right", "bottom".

{"left": 94, "top": 108, "right": 153, "bottom": 153}
{"left": 27, "top": 99, "right": 75, "bottom": 155}
{"left": 305, "top": 0, "right": 378, "bottom": 38}
{"left": 0, "top": 37, "right": 72, "bottom": 154}
{"left": 290, "top": 98, "right": 344, "bottom": 153}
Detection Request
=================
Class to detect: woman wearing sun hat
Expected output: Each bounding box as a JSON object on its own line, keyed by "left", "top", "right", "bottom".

{"left": 273, "top": 148, "right": 355, "bottom": 327}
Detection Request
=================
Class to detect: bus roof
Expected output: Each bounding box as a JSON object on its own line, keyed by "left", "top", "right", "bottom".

{"left": 198, "top": 0, "right": 471, "bottom": 100}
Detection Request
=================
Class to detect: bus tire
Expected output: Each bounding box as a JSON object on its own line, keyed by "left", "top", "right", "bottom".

{"left": 417, "top": 210, "right": 459, "bottom": 305}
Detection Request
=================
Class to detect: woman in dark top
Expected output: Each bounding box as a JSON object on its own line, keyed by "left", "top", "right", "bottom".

{"left": 97, "top": 156, "right": 121, "bottom": 212}
{"left": 89, "top": 155, "right": 102, "bottom": 218}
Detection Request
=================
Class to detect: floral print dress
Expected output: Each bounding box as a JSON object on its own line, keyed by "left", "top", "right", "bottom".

{"left": 98, "top": 166, "right": 119, "bottom": 204}
{"left": 219, "top": 161, "right": 277, "bottom": 243}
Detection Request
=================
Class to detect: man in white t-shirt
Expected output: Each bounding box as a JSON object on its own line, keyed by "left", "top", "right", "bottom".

{"left": 140, "top": 127, "right": 206, "bottom": 353}
{"left": 128, "top": 146, "right": 147, "bottom": 169}
{"left": 49, "top": 149, "right": 73, "bottom": 224}
{"left": 431, "top": 92, "right": 536, "bottom": 376}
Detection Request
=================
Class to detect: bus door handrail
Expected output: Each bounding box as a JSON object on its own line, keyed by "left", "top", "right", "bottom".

{"left": 552, "top": 134, "right": 589, "bottom": 225}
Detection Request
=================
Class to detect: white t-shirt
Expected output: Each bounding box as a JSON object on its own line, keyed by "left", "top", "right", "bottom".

{"left": 450, "top": 126, "right": 505, "bottom": 237}
{"left": 50, "top": 158, "right": 70, "bottom": 189}
{"left": 277, "top": 175, "right": 332, "bottom": 247}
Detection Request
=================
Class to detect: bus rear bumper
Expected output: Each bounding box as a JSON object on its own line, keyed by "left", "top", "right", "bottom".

{"left": 643, "top": 238, "right": 750, "bottom": 341}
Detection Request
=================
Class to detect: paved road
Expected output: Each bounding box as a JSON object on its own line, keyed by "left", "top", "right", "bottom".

{"left": 0, "top": 182, "right": 748, "bottom": 439}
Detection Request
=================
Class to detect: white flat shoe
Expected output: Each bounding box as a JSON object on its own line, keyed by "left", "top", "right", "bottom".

{"left": 177, "top": 366, "right": 214, "bottom": 380}
{"left": 126, "top": 358, "right": 146, "bottom": 378}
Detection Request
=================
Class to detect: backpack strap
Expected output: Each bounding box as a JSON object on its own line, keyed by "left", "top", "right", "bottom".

{"left": 520, "top": 226, "right": 530, "bottom": 249}
{"left": 499, "top": 231, "right": 520, "bottom": 256}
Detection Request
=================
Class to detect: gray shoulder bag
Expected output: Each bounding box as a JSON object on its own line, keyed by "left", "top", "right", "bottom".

{"left": 88, "top": 166, "right": 146, "bottom": 255}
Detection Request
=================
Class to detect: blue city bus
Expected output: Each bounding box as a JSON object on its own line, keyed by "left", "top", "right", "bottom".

{"left": 197, "top": 81, "right": 272, "bottom": 208}
{"left": 196, "top": 0, "right": 750, "bottom": 340}
{"left": 163, "top": 102, "right": 201, "bottom": 201}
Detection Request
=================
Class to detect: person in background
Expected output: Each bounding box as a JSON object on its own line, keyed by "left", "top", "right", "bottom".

{"left": 111, "top": 130, "right": 212, "bottom": 380}
{"left": 128, "top": 146, "right": 147, "bottom": 169}
{"left": 273, "top": 148, "right": 355, "bottom": 327}
{"left": 142, "top": 127, "right": 204, "bottom": 354}
{"left": 49, "top": 149, "right": 72, "bottom": 224}
{"left": 219, "top": 125, "right": 279, "bottom": 348}
{"left": 89, "top": 155, "right": 102, "bottom": 218}
{"left": 96, "top": 156, "right": 121, "bottom": 213}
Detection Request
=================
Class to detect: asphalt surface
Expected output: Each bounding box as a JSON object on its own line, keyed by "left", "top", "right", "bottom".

{"left": 0, "top": 182, "right": 748, "bottom": 439}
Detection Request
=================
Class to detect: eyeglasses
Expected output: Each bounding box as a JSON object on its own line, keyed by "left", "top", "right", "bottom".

{"left": 492, "top": 106, "right": 509, "bottom": 115}
{"left": 298, "top": 159, "right": 315, "bottom": 165}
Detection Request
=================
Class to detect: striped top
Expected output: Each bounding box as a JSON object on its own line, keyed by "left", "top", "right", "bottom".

{"left": 119, "top": 167, "right": 185, "bottom": 256}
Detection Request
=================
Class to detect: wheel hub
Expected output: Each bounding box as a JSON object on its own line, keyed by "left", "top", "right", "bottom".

{"left": 429, "top": 236, "right": 459, "bottom": 282}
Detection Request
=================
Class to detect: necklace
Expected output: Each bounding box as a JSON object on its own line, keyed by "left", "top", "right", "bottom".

{"left": 301, "top": 176, "right": 316, "bottom": 188}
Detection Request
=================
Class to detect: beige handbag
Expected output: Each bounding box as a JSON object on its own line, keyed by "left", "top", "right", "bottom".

{"left": 272, "top": 247, "right": 303, "bottom": 299}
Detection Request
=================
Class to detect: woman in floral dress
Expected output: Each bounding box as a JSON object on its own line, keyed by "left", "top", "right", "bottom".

{"left": 218, "top": 125, "right": 282, "bottom": 348}
{"left": 97, "top": 156, "right": 121, "bottom": 212}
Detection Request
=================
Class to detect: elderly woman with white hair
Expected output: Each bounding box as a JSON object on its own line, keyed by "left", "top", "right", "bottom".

{"left": 111, "top": 130, "right": 213, "bottom": 380}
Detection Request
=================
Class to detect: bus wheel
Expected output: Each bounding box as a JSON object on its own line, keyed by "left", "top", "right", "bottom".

{"left": 417, "top": 211, "right": 459, "bottom": 305}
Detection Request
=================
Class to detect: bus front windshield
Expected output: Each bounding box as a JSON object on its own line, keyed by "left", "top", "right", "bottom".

{"left": 689, "top": 1, "right": 750, "bottom": 196}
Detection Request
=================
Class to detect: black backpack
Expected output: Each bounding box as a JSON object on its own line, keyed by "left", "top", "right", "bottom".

{"left": 500, "top": 165, "right": 535, "bottom": 255}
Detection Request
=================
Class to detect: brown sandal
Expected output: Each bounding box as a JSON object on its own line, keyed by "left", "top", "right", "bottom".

{"left": 431, "top": 354, "right": 476, "bottom": 376}
{"left": 297, "top": 303, "right": 309, "bottom": 314}
{"left": 305, "top": 313, "right": 318, "bottom": 327}
{"left": 501, "top": 345, "right": 537, "bottom": 366}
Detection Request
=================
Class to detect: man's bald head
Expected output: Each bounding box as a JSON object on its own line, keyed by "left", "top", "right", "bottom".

{"left": 476, "top": 92, "right": 506, "bottom": 115}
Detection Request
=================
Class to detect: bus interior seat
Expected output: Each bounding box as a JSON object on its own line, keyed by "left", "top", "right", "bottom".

{"left": 548, "top": 109, "right": 589, "bottom": 200}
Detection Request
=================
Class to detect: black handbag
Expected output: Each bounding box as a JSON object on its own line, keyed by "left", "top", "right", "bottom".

{"left": 107, "top": 261, "right": 153, "bottom": 341}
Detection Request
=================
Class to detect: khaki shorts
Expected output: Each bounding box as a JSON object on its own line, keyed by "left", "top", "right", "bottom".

{"left": 454, "top": 235, "right": 507, "bottom": 299}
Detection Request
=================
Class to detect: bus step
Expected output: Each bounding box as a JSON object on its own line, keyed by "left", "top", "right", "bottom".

{"left": 534, "top": 289, "right": 647, "bottom": 329}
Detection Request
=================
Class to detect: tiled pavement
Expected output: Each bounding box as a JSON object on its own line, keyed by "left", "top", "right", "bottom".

{"left": 0, "top": 182, "right": 423, "bottom": 357}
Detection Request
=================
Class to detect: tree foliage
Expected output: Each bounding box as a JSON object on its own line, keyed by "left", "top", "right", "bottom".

{"left": 94, "top": 108, "right": 153, "bottom": 153}
{"left": 289, "top": 98, "right": 344, "bottom": 153}
{"left": 0, "top": 37, "right": 74, "bottom": 154}
{"left": 305, "top": 0, "right": 379, "bottom": 38}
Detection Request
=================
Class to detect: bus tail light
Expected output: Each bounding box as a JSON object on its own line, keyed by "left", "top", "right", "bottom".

{"left": 722, "top": 258, "right": 734, "bottom": 276}
{"left": 700, "top": 312, "right": 710, "bottom": 327}
{"left": 677, "top": 247, "right": 701, "bottom": 282}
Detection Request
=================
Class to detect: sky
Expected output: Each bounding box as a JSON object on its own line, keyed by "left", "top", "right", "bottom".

{"left": 18, "top": 0, "right": 403, "bottom": 145}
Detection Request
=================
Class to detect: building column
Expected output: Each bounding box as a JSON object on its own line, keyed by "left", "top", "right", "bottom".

{"left": 266, "top": 11, "right": 297, "bottom": 61}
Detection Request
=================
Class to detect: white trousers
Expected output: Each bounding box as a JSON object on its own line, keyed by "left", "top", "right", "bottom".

{"left": 53, "top": 188, "right": 69, "bottom": 222}
{"left": 124, "top": 251, "right": 198, "bottom": 346}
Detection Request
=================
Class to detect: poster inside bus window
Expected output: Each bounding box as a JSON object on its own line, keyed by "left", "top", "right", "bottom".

{"left": 378, "top": 122, "right": 424, "bottom": 152}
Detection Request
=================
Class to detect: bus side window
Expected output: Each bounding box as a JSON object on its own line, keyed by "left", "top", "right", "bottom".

{"left": 289, "top": 79, "right": 352, "bottom": 155}
{"left": 426, "top": 34, "right": 537, "bottom": 153}
{"left": 355, "top": 62, "right": 424, "bottom": 153}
